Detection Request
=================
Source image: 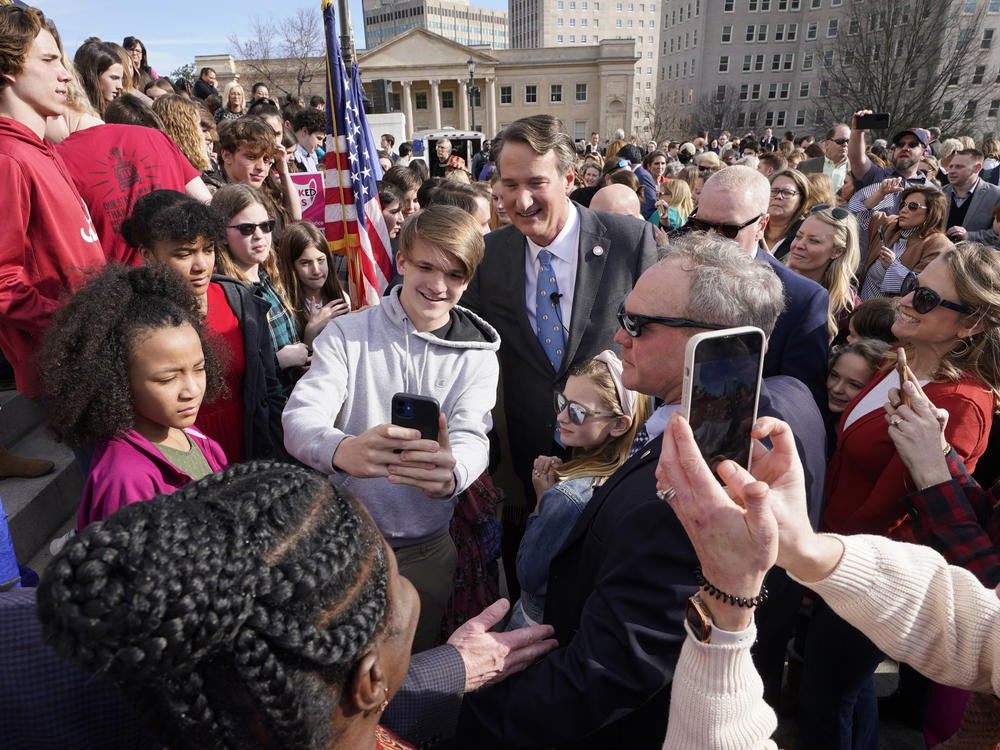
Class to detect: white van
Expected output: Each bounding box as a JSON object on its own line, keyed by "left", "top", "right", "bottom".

{"left": 409, "top": 128, "right": 486, "bottom": 171}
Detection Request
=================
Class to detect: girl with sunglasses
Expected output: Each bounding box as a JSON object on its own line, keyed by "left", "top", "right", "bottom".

{"left": 855, "top": 179, "right": 951, "bottom": 302}
{"left": 122, "top": 190, "right": 288, "bottom": 463}
{"left": 798, "top": 242, "right": 1000, "bottom": 750}
{"left": 212, "top": 184, "right": 306, "bottom": 395}
{"left": 509, "top": 351, "right": 650, "bottom": 629}
{"left": 785, "top": 205, "right": 861, "bottom": 345}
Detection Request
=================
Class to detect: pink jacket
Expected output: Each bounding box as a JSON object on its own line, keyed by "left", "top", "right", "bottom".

{"left": 79, "top": 427, "right": 228, "bottom": 529}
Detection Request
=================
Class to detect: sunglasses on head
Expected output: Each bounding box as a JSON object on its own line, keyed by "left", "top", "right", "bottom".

{"left": 900, "top": 271, "right": 973, "bottom": 315}
{"left": 810, "top": 203, "right": 850, "bottom": 220}
{"left": 228, "top": 220, "right": 276, "bottom": 236}
{"left": 553, "top": 391, "right": 620, "bottom": 425}
{"left": 616, "top": 301, "right": 726, "bottom": 337}
{"left": 680, "top": 211, "right": 763, "bottom": 239}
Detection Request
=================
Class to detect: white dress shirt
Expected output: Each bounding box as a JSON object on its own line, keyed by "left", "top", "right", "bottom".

{"left": 523, "top": 200, "right": 581, "bottom": 337}
{"left": 295, "top": 143, "right": 319, "bottom": 172}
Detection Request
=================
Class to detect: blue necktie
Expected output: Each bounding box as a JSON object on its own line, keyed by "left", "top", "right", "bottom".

{"left": 627, "top": 425, "right": 650, "bottom": 459}
{"left": 536, "top": 250, "right": 565, "bottom": 370}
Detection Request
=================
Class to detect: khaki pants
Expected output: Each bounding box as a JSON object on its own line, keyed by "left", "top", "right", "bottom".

{"left": 394, "top": 532, "right": 457, "bottom": 653}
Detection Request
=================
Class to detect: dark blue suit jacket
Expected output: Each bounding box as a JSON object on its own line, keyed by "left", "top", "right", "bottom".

{"left": 757, "top": 249, "right": 830, "bottom": 407}
{"left": 454, "top": 378, "right": 827, "bottom": 749}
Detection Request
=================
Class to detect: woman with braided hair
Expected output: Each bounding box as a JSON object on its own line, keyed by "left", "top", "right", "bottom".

{"left": 36, "top": 461, "right": 421, "bottom": 750}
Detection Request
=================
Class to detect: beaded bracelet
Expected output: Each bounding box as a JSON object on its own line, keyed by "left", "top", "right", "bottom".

{"left": 695, "top": 567, "right": 768, "bottom": 609}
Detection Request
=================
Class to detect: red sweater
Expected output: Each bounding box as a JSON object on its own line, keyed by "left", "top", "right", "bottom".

{"left": 0, "top": 117, "right": 105, "bottom": 396}
{"left": 824, "top": 363, "right": 993, "bottom": 540}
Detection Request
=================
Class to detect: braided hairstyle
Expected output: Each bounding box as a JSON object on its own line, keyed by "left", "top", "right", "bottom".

{"left": 36, "top": 462, "right": 390, "bottom": 750}
{"left": 36, "top": 263, "right": 225, "bottom": 449}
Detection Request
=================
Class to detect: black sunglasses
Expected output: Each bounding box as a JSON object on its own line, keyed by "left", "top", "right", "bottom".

{"left": 810, "top": 203, "right": 850, "bottom": 219}
{"left": 895, "top": 140, "right": 921, "bottom": 149}
{"left": 616, "top": 301, "right": 727, "bottom": 337}
{"left": 900, "top": 272, "right": 973, "bottom": 315}
{"left": 829, "top": 137, "right": 850, "bottom": 145}
{"left": 554, "top": 391, "right": 621, "bottom": 425}
{"left": 228, "top": 220, "right": 276, "bottom": 236}
{"left": 680, "top": 211, "right": 763, "bottom": 239}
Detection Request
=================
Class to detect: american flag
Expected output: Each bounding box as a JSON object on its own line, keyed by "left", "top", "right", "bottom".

{"left": 322, "top": 0, "right": 392, "bottom": 308}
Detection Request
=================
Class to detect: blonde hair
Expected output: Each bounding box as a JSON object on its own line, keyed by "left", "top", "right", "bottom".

{"left": 211, "top": 184, "right": 291, "bottom": 309}
{"left": 792, "top": 207, "right": 860, "bottom": 343}
{"left": 917, "top": 242, "right": 1000, "bottom": 407}
{"left": 803, "top": 173, "right": 835, "bottom": 212}
{"left": 556, "top": 359, "right": 652, "bottom": 482}
{"left": 153, "top": 94, "right": 210, "bottom": 171}
{"left": 398, "top": 204, "right": 484, "bottom": 282}
{"left": 663, "top": 179, "right": 693, "bottom": 224}
{"left": 222, "top": 81, "right": 246, "bottom": 113}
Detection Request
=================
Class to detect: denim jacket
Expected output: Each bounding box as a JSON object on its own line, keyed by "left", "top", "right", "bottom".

{"left": 510, "top": 475, "right": 598, "bottom": 628}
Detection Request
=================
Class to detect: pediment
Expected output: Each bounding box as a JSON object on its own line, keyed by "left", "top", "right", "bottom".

{"left": 358, "top": 27, "right": 498, "bottom": 71}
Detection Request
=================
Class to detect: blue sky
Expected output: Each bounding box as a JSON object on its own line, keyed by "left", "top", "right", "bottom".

{"left": 40, "top": 0, "right": 508, "bottom": 77}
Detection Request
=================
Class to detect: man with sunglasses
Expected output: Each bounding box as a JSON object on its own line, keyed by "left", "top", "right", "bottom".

{"left": 798, "top": 123, "right": 851, "bottom": 192}
{"left": 690, "top": 166, "right": 830, "bottom": 407}
{"left": 849, "top": 110, "right": 930, "bottom": 192}
{"left": 455, "top": 234, "right": 826, "bottom": 749}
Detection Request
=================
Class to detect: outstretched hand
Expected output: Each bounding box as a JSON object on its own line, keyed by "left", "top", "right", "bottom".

{"left": 655, "top": 413, "right": 777, "bottom": 630}
{"left": 446, "top": 599, "right": 558, "bottom": 692}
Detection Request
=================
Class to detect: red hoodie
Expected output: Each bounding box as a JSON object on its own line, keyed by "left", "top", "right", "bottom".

{"left": 0, "top": 117, "right": 105, "bottom": 396}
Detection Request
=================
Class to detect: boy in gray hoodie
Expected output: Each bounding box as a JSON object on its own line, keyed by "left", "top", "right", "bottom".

{"left": 282, "top": 204, "right": 500, "bottom": 650}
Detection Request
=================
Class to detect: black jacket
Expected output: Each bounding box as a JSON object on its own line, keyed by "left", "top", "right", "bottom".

{"left": 214, "top": 275, "right": 289, "bottom": 461}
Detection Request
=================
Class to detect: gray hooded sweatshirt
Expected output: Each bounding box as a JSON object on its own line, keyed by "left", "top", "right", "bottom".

{"left": 282, "top": 287, "right": 500, "bottom": 545}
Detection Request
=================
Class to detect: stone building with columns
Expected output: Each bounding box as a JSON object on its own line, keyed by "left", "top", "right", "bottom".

{"left": 194, "top": 27, "right": 637, "bottom": 141}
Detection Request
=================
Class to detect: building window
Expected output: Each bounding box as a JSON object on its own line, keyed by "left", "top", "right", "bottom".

{"left": 616, "top": 18, "right": 622, "bottom": 26}
{"left": 989, "top": 99, "right": 1000, "bottom": 118}
{"left": 557, "top": 17, "right": 563, "bottom": 25}
{"left": 499, "top": 85, "right": 512, "bottom": 104}
{"left": 780, "top": 82, "right": 790, "bottom": 98}
{"left": 740, "top": 83, "right": 749, "bottom": 99}
{"left": 754, "top": 54, "right": 764, "bottom": 71}
{"left": 776, "top": 110, "right": 786, "bottom": 126}
{"left": 823, "top": 49, "right": 834, "bottom": 67}
{"left": 796, "top": 109, "right": 806, "bottom": 125}
{"left": 802, "top": 52, "right": 813, "bottom": 70}
{"left": 719, "top": 55, "right": 730, "bottom": 72}
{"left": 724, "top": 0, "right": 734, "bottom": 9}
{"left": 974, "top": 64, "right": 987, "bottom": 83}
{"left": 768, "top": 83, "right": 778, "bottom": 99}
{"left": 828, "top": 18, "right": 838, "bottom": 36}
{"left": 811, "top": 0, "right": 820, "bottom": 7}
{"left": 790, "top": 0, "right": 800, "bottom": 7}
{"left": 788, "top": 23, "right": 797, "bottom": 40}
{"left": 784, "top": 53, "right": 794, "bottom": 69}
{"left": 525, "top": 84, "right": 537, "bottom": 103}
{"left": 743, "top": 55, "right": 752, "bottom": 71}
{"left": 991, "top": 0, "right": 1000, "bottom": 10}
{"left": 576, "top": 83, "right": 588, "bottom": 101}
{"left": 943, "top": 100, "right": 954, "bottom": 118}
{"left": 779, "top": 0, "right": 786, "bottom": 7}
{"left": 746, "top": 24, "right": 755, "bottom": 42}
{"left": 758, "top": 23, "right": 767, "bottom": 41}
{"left": 441, "top": 90, "right": 454, "bottom": 108}
{"left": 761, "top": 0, "right": 770, "bottom": 8}
{"left": 748, "top": 111, "right": 759, "bottom": 126}
{"left": 948, "top": 69, "right": 961, "bottom": 86}
{"left": 775, "top": 23, "right": 784, "bottom": 40}
{"left": 415, "top": 91, "right": 427, "bottom": 109}
{"left": 984, "top": 28, "right": 995, "bottom": 48}
{"left": 765, "top": 111, "right": 775, "bottom": 126}
{"left": 557, "top": 34, "right": 564, "bottom": 42}
{"left": 807, "top": 21, "right": 817, "bottom": 39}
{"left": 551, "top": 84, "right": 563, "bottom": 102}
{"left": 749, "top": 0, "right": 757, "bottom": 10}
{"left": 772, "top": 54, "right": 781, "bottom": 70}
{"left": 967, "top": 100, "right": 978, "bottom": 117}
{"left": 799, "top": 81, "right": 810, "bottom": 97}
{"left": 737, "top": 112, "right": 747, "bottom": 128}
{"left": 819, "top": 79, "right": 829, "bottom": 97}
{"left": 965, "top": 0, "right": 976, "bottom": 11}
{"left": 751, "top": 82, "right": 761, "bottom": 99}
{"left": 716, "top": 84, "right": 727, "bottom": 100}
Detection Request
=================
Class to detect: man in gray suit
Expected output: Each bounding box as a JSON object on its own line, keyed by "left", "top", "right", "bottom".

{"left": 461, "top": 114, "right": 657, "bottom": 565}
{"left": 943, "top": 148, "right": 1000, "bottom": 244}
{"left": 797, "top": 123, "right": 851, "bottom": 193}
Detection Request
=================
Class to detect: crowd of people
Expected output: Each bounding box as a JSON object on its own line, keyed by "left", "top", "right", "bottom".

{"left": 1, "top": 4, "right": 1000, "bottom": 749}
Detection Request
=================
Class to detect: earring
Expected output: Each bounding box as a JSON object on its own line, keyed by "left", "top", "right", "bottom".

{"left": 378, "top": 686, "right": 389, "bottom": 713}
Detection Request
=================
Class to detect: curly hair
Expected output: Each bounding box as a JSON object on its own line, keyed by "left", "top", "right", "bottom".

{"left": 37, "top": 263, "right": 225, "bottom": 448}
{"left": 120, "top": 190, "right": 226, "bottom": 251}
{"left": 36, "top": 461, "right": 390, "bottom": 750}
{"left": 0, "top": 5, "right": 62, "bottom": 94}
{"left": 153, "top": 94, "right": 210, "bottom": 171}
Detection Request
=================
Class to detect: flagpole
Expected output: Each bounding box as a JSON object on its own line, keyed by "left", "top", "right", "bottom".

{"left": 338, "top": 0, "right": 356, "bottom": 66}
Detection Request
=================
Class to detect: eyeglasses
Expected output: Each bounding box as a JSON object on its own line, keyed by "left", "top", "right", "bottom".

{"left": 895, "top": 140, "right": 921, "bottom": 149}
{"left": 828, "top": 138, "right": 850, "bottom": 146}
{"left": 680, "top": 211, "right": 763, "bottom": 239}
{"left": 697, "top": 165, "right": 715, "bottom": 172}
{"left": 899, "top": 272, "right": 973, "bottom": 315}
{"left": 554, "top": 391, "right": 621, "bottom": 425}
{"left": 616, "top": 301, "right": 727, "bottom": 337}
{"left": 810, "top": 203, "right": 850, "bottom": 220}
{"left": 900, "top": 201, "right": 926, "bottom": 211}
{"left": 770, "top": 187, "right": 799, "bottom": 199}
{"left": 228, "top": 220, "right": 276, "bottom": 236}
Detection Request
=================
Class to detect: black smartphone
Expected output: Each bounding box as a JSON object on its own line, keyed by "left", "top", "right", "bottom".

{"left": 681, "top": 327, "right": 766, "bottom": 482}
{"left": 391, "top": 393, "right": 440, "bottom": 447}
{"left": 878, "top": 225, "right": 887, "bottom": 247}
{"left": 855, "top": 112, "right": 891, "bottom": 131}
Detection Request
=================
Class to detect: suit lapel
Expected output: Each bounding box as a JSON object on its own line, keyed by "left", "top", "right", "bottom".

{"left": 503, "top": 228, "right": 557, "bottom": 375}
{"left": 561, "top": 207, "right": 609, "bottom": 378}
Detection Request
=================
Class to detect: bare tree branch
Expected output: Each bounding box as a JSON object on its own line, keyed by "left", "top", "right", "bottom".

{"left": 229, "top": 10, "right": 325, "bottom": 101}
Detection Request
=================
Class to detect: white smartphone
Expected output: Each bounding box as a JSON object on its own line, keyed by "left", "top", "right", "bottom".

{"left": 681, "top": 326, "right": 766, "bottom": 482}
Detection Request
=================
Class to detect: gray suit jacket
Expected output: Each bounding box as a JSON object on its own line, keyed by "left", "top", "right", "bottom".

{"left": 943, "top": 179, "right": 1000, "bottom": 243}
{"left": 461, "top": 204, "right": 658, "bottom": 499}
{"left": 797, "top": 156, "right": 825, "bottom": 174}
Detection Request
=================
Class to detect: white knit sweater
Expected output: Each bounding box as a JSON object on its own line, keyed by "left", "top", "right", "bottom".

{"left": 663, "top": 534, "right": 1000, "bottom": 749}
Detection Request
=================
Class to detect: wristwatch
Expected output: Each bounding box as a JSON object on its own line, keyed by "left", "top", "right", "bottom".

{"left": 686, "top": 593, "right": 714, "bottom": 643}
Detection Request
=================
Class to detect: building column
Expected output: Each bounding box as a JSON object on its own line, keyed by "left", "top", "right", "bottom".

{"left": 458, "top": 78, "right": 470, "bottom": 130}
{"left": 401, "top": 80, "right": 414, "bottom": 136}
{"left": 486, "top": 77, "right": 497, "bottom": 136}
{"left": 430, "top": 79, "right": 442, "bottom": 129}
